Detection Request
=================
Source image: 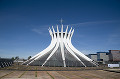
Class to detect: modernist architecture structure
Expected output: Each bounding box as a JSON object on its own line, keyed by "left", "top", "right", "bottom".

{"left": 22, "top": 24, "right": 98, "bottom": 67}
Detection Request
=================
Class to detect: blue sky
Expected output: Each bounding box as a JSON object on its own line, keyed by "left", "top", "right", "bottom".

{"left": 0, "top": 0, "right": 120, "bottom": 58}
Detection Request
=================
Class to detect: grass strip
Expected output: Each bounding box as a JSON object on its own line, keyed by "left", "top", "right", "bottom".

{"left": 18, "top": 71, "right": 26, "bottom": 78}
{"left": 35, "top": 67, "right": 37, "bottom": 77}
{"left": 35, "top": 71, "right": 37, "bottom": 77}
{"left": 46, "top": 71, "right": 54, "bottom": 79}
{"left": 0, "top": 71, "right": 13, "bottom": 78}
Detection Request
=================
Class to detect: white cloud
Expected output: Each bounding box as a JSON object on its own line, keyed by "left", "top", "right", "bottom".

{"left": 67, "top": 20, "right": 120, "bottom": 27}
{"left": 107, "top": 34, "right": 120, "bottom": 44}
{"left": 32, "top": 29, "right": 43, "bottom": 34}
{"left": 80, "top": 50, "right": 97, "bottom": 55}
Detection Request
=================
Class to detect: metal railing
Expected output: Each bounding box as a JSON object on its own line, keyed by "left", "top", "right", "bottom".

{"left": 0, "top": 60, "right": 120, "bottom": 71}
{"left": 0, "top": 58, "right": 13, "bottom": 68}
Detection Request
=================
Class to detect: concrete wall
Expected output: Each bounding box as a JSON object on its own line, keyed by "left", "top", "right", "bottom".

{"left": 109, "top": 50, "right": 120, "bottom": 61}
{"left": 97, "top": 52, "right": 109, "bottom": 62}
{"left": 88, "top": 54, "right": 97, "bottom": 61}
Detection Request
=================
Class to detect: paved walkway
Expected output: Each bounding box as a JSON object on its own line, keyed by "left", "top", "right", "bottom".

{"left": 0, "top": 70, "right": 120, "bottom": 79}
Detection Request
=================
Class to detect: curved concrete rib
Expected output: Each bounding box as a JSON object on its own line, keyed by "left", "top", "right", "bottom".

{"left": 42, "top": 25, "right": 61, "bottom": 66}
{"left": 64, "top": 39, "right": 86, "bottom": 67}
{"left": 68, "top": 29, "right": 92, "bottom": 61}
{"left": 68, "top": 41, "right": 98, "bottom": 66}
{"left": 60, "top": 25, "right": 66, "bottom": 67}
{"left": 64, "top": 28, "right": 86, "bottom": 67}
{"left": 42, "top": 40, "right": 59, "bottom": 66}
{"left": 27, "top": 39, "right": 56, "bottom": 65}
{"left": 68, "top": 29, "right": 98, "bottom": 66}
{"left": 22, "top": 28, "right": 53, "bottom": 65}
{"left": 27, "top": 27, "right": 57, "bottom": 65}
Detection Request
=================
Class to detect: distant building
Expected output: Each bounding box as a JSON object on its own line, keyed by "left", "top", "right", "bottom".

{"left": 109, "top": 50, "right": 120, "bottom": 62}
{"left": 88, "top": 50, "right": 120, "bottom": 64}
{"left": 97, "top": 52, "right": 109, "bottom": 64}
{"left": 14, "top": 59, "right": 26, "bottom": 63}
{"left": 88, "top": 54, "right": 97, "bottom": 61}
